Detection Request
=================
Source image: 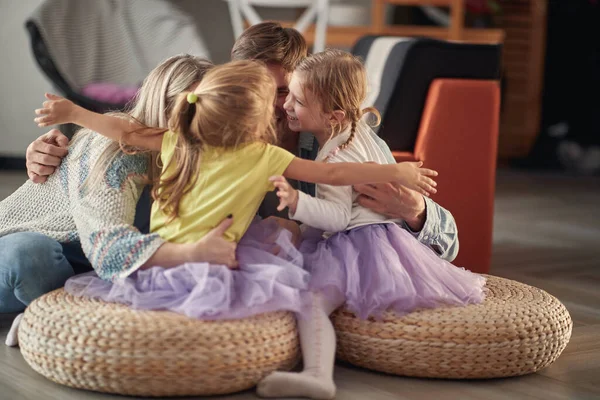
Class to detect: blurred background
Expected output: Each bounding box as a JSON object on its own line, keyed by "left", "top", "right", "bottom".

{"left": 0, "top": 0, "right": 599, "bottom": 174}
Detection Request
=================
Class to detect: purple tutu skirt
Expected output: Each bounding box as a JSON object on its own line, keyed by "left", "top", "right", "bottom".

{"left": 65, "top": 218, "right": 310, "bottom": 320}
{"left": 299, "top": 223, "right": 486, "bottom": 320}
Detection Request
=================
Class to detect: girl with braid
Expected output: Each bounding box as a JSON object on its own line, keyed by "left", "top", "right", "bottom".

{"left": 258, "top": 50, "right": 486, "bottom": 399}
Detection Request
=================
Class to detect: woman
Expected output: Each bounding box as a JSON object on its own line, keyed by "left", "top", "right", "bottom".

{"left": 0, "top": 55, "right": 236, "bottom": 346}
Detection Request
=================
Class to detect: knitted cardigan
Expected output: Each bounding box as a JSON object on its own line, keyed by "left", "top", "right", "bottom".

{"left": 0, "top": 132, "right": 164, "bottom": 281}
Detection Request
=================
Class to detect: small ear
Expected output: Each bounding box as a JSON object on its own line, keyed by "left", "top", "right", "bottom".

{"left": 330, "top": 110, "right": 346, "bottom": 124}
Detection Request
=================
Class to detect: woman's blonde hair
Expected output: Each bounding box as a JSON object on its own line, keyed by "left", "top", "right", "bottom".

{"left": 75, "top": 54, "right": 214, "bottom": 190}
{"left": 296, "top": 49, "right": 380, "bottom": 149}
{"left": 154, "top": 60, "right": 278, "bottom": 220}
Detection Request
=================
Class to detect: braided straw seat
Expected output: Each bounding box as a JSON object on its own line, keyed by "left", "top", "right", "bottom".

{"left": 19, "top": 289, "right": 300, "bottom": 397}
{"left": 332, "top": 275, "right": 572, "bottom": 379}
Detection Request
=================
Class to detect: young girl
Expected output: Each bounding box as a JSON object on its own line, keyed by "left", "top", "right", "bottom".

{"left": 35, "top": 60, "right": 438, "bottom": 322}
{"left": 255, "top": 50, "right": 487, "bottom": 399}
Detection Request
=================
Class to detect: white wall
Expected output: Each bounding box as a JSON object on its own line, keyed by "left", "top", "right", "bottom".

{"left": 0, "top": 0, "right": 54, "bottom": 156}
{"left": 0, "top": 0, "right": 297, "bottom": 157}
{"left": 0, "top": 1, "right": 380, "bottom": 157}
{"left": 175, "top": 0, "right": 298, "bottom": 64}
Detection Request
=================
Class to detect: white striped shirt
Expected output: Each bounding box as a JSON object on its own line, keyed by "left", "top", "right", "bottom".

{"left": 291, "top": 121, "right": 399, "bottom": 233}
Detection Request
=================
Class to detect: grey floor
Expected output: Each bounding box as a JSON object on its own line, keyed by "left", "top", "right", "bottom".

{"left": 1, "top": 168, "right": 599, "bottom": 400}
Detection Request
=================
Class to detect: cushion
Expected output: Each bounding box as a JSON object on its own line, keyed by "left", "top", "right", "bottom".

{"left": 18, "top": 289, "right": 300, "bottom": 397}
{"left": 332, "top": 275, "right": 572, "bottom": 379}
{"left": 352, "top": 36, "right": 501, "bottom": 152}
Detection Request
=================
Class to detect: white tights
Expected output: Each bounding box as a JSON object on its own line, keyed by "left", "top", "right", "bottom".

{"left": 256, "top": 292, "right": 343, "bottom": 399}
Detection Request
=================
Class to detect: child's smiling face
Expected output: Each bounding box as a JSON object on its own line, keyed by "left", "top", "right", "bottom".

{"left": 283, "top": 72, "right": 331, "bottom": 136}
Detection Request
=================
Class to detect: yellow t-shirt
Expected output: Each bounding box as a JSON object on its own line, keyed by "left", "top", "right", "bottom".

{"left": 150, "top": 131, "right": 295, "bottom": 244}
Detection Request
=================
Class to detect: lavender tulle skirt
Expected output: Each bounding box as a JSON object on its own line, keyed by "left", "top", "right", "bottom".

{"left": 299, "top": 223, "right": 487, "bottom": 320}
{"left": 65, "top": 218, "right": 310, "bottom": 320}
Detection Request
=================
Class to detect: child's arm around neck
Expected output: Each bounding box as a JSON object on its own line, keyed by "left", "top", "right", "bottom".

{"left": 35, "top": 93, "right": 164, "bottom": 151}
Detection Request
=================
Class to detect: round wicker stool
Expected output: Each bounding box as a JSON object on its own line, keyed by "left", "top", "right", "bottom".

{"left": 332, "top": 275, "right": 572, "bottom": 379}
{"left": 19, "top": 289, "right": 300, "bottom": 397}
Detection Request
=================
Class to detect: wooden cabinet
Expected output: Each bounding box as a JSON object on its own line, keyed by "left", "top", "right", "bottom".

{"left": 285, "top": 0, "right": 504, "bottom": 47}
{"left": 494, "top": 0, "right": 547, "bottom": 158}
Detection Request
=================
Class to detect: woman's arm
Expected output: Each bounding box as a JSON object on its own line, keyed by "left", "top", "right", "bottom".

{"left": 69, "top": 148, "right": 164, "bottom": 280}
{"left": 282, "top": 157, "right": 438, "bottom": 197}
{"left": 142, "top": 218, "right": 238, "bottom": 269}
{"left": 35, "top": 93, "right": 164, "bottom": 151}
{"left": 69, "top": 139, "right": 235, "bottom": 280}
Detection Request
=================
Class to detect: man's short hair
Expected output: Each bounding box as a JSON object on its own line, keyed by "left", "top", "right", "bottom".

{"left": 231, "top": 22, "right": 308, "bottom": 72}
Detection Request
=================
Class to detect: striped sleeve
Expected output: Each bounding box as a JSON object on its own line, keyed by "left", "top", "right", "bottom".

{"left": 70, "top": 149, "right": 164, "bottom": 281}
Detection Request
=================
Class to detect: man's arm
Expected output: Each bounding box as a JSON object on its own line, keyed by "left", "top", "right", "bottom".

{"left": 26, "top": 129, "right": 69, "bottom": 183}
{"left": 362, "top": 130, "right": 459, "bottom": 261}
{"left": 354, "top": 182, "right": 459, "bottom": 262}
{"left": 402, "top": 196, "right": 459, "bottom": 262}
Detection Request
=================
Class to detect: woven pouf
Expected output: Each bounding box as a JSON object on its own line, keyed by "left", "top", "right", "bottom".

{"left": 332, "top": 275, "right": 572, "bottom": 379}
{"left": 19, "top": 289, "right": 300, "bottom": 397}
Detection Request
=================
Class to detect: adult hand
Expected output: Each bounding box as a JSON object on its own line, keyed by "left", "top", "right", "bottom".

{"left": 187, "top": 216, "right": 238, "bottom": 268}
{"left": 26, "top": 129, "right": 69, "bottom": 183}
{"left": 354, "top": 182, "right": 427, "bottom": 232}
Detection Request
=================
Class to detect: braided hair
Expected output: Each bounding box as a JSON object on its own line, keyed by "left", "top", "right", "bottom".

{"left": 296, "top": 49, "right": 381, "bottom": 156}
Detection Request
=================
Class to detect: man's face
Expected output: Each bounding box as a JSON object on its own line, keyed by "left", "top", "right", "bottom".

{"left": 266, "top": 63, "right": 292, "bottom": 136}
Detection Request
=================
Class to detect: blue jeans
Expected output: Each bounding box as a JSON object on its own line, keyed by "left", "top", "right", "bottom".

{"left": 0, "top": 232, "right": 78, "bottom": 313}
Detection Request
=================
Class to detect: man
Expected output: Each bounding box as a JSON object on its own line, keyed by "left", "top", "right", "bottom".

{"left": 26, "top": 22, "right": 458, "bottom": 263}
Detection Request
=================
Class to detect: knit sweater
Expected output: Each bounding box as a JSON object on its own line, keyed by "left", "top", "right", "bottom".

{"left": 0, "top": 132, "right": 164, "bottom": 281}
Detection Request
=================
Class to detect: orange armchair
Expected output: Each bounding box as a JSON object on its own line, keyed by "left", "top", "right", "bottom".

{"left": 393, "top": 80, "right": 500, "bottom": 273}
{"left": 353, "top": 37, "right": 501, "bottom": 273}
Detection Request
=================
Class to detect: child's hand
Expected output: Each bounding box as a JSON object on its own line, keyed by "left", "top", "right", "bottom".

{"left": 395, "top": 161, "right": 438, "bottom": 197}
{"left": 34, "top": 93, "right": 79, "bottom": 127}
{"left": 269, "top": 176, "right": 299, "bottom": 214}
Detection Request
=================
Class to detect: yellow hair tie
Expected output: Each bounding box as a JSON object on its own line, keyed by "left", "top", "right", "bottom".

{"left": 187, "top": 93, "right": 199, "bottom": 104}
